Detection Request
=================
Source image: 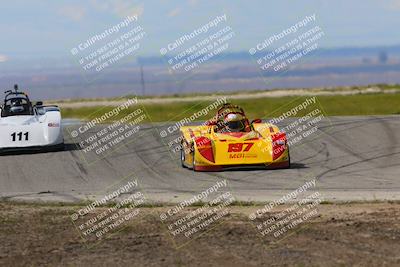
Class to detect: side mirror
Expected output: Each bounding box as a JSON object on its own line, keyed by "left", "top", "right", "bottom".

{"left": 251, "top": 119, "right": 262, "bottom": 124}
{"left": 36, "top": 101, "right": 43, "bottom": 106}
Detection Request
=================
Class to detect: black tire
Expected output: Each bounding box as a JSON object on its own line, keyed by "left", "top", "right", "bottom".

{"left": 180, "top": 146, "right": 187, "bottom": 168}
{"left": 186, "top": 143, "right": 195, "bottom": 170}
{"left": 192, "top": 149, "right": 197, "bottom": 171}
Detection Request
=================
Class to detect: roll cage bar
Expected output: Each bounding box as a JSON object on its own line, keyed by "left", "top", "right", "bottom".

{"left": 216, "top": 103, "right": 246, "bottom": 118}
{"left": 3, "top": 84, "right": 32, "bottom": 104}
{"left": 213, "top": 103, "right": 252, "bottom": 133}
{"left": 1, "top": 84, "right": 35, "bottom": 117}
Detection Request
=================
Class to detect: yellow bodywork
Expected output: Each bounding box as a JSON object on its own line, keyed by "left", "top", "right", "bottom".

{"left": 180, "top": 123, "right": 290, "bottom": 171}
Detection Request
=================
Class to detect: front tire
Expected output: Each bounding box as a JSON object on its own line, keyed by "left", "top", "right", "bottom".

{"left": 180, "top": 147, "right": 187, "bottom": 168}
{"left": 192, "top": 149, "right": 198, "bottom": 171}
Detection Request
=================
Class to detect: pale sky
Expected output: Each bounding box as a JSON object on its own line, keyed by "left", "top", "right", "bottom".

{"left": 0, "top": 0, "right": 399, "bottom": 58}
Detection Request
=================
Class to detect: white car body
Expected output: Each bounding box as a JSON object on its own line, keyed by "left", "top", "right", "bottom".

{"left": 0, "top": 87, "right": 64, "bottom": 150}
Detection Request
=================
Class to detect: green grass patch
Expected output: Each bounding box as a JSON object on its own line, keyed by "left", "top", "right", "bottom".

{"left": 61, "top": 93, "right": 400, "bottom": 122}
{"left": 51, "top": 83, "right": 400, "bottom": 104}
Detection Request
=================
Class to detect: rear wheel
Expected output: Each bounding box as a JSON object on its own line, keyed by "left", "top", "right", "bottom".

{"left": 181, "top": 140, "right": 195, "bottom": 169}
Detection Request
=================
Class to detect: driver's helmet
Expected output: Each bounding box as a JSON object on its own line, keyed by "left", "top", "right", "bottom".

{"left": 222, "top": 113, "right": 247, "bottom": 132}
{"left": 11, "top": 99, "right": 22, "bottom": 106}
{"left": 9, "top": 99, "right": 24, "bottom": 113}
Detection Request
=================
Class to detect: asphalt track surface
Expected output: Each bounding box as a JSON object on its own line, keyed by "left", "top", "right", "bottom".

{"left": 0, "top": 116, "right": 399, "bottom": 203}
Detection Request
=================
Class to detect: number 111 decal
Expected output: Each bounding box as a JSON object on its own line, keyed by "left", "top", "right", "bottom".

{"left": 11, "top": 132, "right": 29, "bottom": 141}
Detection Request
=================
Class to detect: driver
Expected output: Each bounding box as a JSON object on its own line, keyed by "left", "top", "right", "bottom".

{"left": 9, "top": 99, "right": 24, "bottom": 113}
{"left": 218, "top": 113, "right": 250, "bottom": 133}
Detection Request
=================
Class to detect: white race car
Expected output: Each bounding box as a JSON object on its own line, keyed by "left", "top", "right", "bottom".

{"left": 0, "top": 85, "right": 64, "bottom": 151}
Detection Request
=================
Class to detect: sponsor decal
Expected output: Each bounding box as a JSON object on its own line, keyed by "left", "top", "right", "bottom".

{"left": 229, "top": 153, "right": 257, "bottom": 159}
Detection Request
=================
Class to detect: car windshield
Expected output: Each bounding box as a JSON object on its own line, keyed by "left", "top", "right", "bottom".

{"left": 1, "top": 97, "right": 34, "bottom": 117}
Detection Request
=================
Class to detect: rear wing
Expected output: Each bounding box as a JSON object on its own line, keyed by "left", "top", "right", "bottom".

{"left": 216, "top": 103, "right": 245, "bottom": 119}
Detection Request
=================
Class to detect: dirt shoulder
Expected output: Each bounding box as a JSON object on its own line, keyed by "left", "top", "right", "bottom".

{"left": 0, "top": 202, "right": 399, "bottom": 267}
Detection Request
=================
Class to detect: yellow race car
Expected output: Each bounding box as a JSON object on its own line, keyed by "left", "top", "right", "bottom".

{"left": 180, "top": 103, "right": 290, "bottom": 171}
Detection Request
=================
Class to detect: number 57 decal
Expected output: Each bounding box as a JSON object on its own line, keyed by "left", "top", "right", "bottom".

{"left": 228, "top": 142, "right": 254, "bottom": 152}
{"left": 11, "top": 132, "right": 29, "bottom": 141}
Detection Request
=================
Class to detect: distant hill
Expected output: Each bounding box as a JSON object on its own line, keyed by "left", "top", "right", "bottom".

{"left": 1, "top": 45, "right": 400, "bottom": 99}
